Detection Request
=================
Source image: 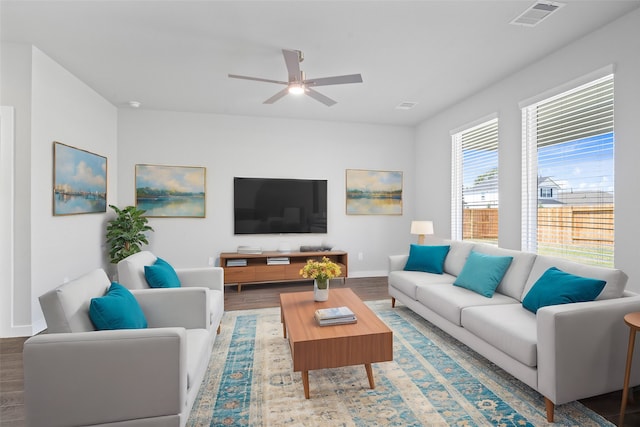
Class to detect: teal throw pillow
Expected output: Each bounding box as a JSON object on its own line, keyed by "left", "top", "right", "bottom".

{"left": 404, "top": 244, "right": 450, "bottom": 274}
{"left": 522, "top": 267, "right": 606, "bottom": 314}
{"left": 453, "top": 251, "right": 513, "bottom": 298}
{"left": 89, "top": 282, "right": 147, "bottom": 330}
{"left": 144, "top": 257, "right": 181, "bottom": 288}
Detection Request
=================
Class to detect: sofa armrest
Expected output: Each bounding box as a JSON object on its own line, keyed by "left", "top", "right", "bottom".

{"left": 132, "top": 287, "right": 210, "bottom": 330}
{"left": 176, "top": 266, "right": 224, "bottom": 292}
{"left": 389, "top": 254, "right": 409, "bottom": 273}
{"left": 24, "top": 328, "right": 187, "bottom": 427}
{"left": 537, "top": 293, "right": 640, "bottom": 405}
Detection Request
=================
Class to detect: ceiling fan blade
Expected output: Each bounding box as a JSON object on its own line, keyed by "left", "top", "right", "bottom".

{"left": 282, "top": 49, "right": 301, "bottom": 82}
{"left": 263, "top": 88, "right": 290, "bottom": 104}
{"left": 304, "top": 74, "right": 363, "bottom": 87}
{"left": 228, "top": 74, "right": 288, "bottom": 85}
{"left": 306, "top": 88, "right": 337, "bottom": 107}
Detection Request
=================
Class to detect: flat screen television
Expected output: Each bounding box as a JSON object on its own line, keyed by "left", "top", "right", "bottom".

{"left": 234, "top": 177, "right": 327, "bottom": 234}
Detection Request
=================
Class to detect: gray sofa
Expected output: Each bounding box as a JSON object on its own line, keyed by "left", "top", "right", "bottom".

{"left": 23, "top": 268, "right": 215, "bottom": 427}
{"left": 389, "top": 239, "right": 640, "bottom": 422}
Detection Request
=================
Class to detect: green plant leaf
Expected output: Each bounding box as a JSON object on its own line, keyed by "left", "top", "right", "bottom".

{"left": 105, "top": 204, "right": 154, "bottom": 264}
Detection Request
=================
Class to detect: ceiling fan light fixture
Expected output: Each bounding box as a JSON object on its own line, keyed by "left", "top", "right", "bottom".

{"left": 288, "top": 84, "right": 305, "bottom": 95}
{"left": 229, "top": 49, "right": 362, "bottom": 106}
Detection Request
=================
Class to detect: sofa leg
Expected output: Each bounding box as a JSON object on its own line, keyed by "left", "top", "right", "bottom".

{"left": 545, "top": 397, "right": 554, "bottom": 422}
{"left": 391, "top": 297, "right": 396, "bottom": 308}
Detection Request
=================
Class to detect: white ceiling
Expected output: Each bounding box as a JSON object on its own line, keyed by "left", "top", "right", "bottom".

{"left": 2, "top": 0, "right": 639, "bottom": 126}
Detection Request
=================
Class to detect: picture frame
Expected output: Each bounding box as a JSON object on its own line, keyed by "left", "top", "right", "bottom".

{"left": 345, "top": 169, "right": 403, "bottom": 215}
{"left": 135, "top": 164, "right": 206, "bottom": 218}
{"left": 53, "top": 141, "right": 107, "bottom": 215}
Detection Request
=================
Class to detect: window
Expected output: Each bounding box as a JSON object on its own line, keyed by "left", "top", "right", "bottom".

{"left": 540, "top": 188, "right": 553, "bottom": 198}
{"left": 451, "top": 117, "right": 499, "bottom": 244}
{"left": 522, "top": 74, "right": 614, "bottom": 267}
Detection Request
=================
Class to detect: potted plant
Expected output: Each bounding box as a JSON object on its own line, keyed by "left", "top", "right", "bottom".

{"left": 106, "top": 205, "right": 154, "bottom": 264}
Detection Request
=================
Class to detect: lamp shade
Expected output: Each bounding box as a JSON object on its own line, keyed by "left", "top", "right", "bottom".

{"left": 410, "top": 221, "right": 434, "bottom": 235}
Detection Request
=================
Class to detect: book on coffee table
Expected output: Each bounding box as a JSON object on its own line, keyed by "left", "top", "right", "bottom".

{"left": 315, "top": 306, "right": 355, "bottom": 320}
{"left": 315, "top": 316, "right": 357, "bottom": 326}
{"left": 314, "top": 306, "right": 357, "bottom": 326}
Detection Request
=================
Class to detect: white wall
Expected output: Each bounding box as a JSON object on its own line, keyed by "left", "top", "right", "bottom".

{"left": 0, "top": 44, "right": 118, "bottom": 335}
{"left": 1, "top": 43, "right": 34, "bottom": 337}
{"left": 117, "top": 110, "right": 416, "bottom": 277}
{"left": 1, "top": 106, "right": 17, "bottom": 336}
{"left": 30, "top": 47, "right": 118, "bottom": 332}
{"left": 415, "top": 9, "right": 640, "bottom": 292}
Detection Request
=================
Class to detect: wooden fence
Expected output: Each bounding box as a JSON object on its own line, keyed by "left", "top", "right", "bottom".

{"left": 463, "top": 206, "right": 614, "bottom": 246}
{"left": 463, "top": 208, "right": 498, "bottom": 241}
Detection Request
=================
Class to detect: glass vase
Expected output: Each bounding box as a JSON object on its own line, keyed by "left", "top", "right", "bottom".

{"left": 314, "top": 278, "right": 329, "bottom": 302}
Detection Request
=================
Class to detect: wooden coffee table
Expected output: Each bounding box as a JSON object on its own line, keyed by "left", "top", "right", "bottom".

{"left": 280, "top": 288, "right": 393, "bottom": 398}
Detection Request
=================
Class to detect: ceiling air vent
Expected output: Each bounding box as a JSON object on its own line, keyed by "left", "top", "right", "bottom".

{"left": 510, "top": 1, "right": 565, "bottom": 27}
{"left": 395, "top": 101, "right": 418, "bottom": 110}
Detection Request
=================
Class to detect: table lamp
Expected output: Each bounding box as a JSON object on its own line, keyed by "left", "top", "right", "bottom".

{"left": 411, "top": 220, "right": 434, "bottom": 245}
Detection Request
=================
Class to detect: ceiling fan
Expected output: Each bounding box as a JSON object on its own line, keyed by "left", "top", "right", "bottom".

{"left": 228, "top": 49, "right": 363, "bottom": 106}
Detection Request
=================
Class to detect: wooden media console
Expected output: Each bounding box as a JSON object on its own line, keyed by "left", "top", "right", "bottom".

{"left": 219, "top": 250, "right": 348, "bottom": 292}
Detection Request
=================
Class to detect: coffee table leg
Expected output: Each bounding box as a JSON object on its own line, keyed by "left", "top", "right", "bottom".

{"left": 365, "top": 363, "right": 375, "bottom": 389}
{"left": 302, "top": 371, "right": 310, "bottom": 399}
{"left": 281, "top": 308, "right": 287, "bottom": 338}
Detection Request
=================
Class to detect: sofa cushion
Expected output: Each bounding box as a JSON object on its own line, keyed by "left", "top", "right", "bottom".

{"left": 462, "top": 304, "right": 538, "bottom": 367}
{"left": 144, "top": 257, "right": 181, "bottom": 288}
{"left": 389, "top": 270, "right": 457, "bottom": 300}
{"left": 522, "top": 267, "right": 607, "bottom": 314}
{"left": 441, "top": 239, "right": 475, "bottom": 277}
{"left": 472, "top": 243, "right": 537, "bottom": 301}
{"left": 117, "top": 251, "right": 158, "bottom": 290}
{"left": 89, "top": 283, "right": 148, "bottom": 330}
{"left": 453, "top": 251, "right": 513, "bottom": 298}
{"left": 416, "top": 284, "right": 519, "bottom": 326}
{"left": 523, "top": 255, "right": 627, "bottom": 301}
{"left": 39, "top": 269, "right": 112, "bottom": 333}
{"left": 404, "top": 244, "right": 450, "bottom": 274}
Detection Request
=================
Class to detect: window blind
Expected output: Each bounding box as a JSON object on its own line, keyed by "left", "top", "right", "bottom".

{"left": 521, "top": 74, "right": 614, "bottom": 266}
{"left": 451, "top": 118, "right": 499, "bottom": 244}
{"left": 451, "top": 133, "right": 463, "bottom": 240}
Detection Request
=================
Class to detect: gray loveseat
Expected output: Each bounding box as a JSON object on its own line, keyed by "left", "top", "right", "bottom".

{"left": 23, "top": 268, "right": 215, "bottom": 427}
{"left": 389, "top": 239, "right": 640, "bottom": 422}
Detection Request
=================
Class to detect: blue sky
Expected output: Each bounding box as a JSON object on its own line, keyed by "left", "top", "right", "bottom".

{"left": 54, "top": 143, "right": 106, "bottom": 192}
{"left": 346, "top": 170, "right": 402, "bottom": 192}
{"left": 136, "top": 165, "right": 205, "bottom": 193}
{"left": 538, "top": 132, "right": 614, "bottom": 192}
{"left": 462, "top": 132, "right": 614, "bottom": 192}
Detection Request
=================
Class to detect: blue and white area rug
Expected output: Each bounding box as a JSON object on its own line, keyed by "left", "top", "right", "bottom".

{"left": 187, "top": 300, "right": 613, "bottom": 426}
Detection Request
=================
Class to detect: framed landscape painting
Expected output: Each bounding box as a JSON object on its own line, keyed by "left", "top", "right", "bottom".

{"left": 53, "top": 141, "right": 107, "bottom": 215}
{"left": 346, "top": 169, "right": 403, "bottom": 215}
{"left": 135, "top": 164, "right": 206, "bottom": 218}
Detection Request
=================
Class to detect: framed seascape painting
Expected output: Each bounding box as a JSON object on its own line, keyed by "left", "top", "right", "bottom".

{"left": 345, "top": 169, "right": 403, "bottom": 215}
{"left": 53, "top": 141, "right": 107, "bottom": 215}
{"left": 135, "top": 164, "right": 206, "bottom": 218}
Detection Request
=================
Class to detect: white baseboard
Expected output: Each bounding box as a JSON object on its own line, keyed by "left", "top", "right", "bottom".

{"left": 1, "top": 323, "right": 34, "bottom": 338}
{"left": 347, "top": 270, "right": 388, "bottom": 279}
